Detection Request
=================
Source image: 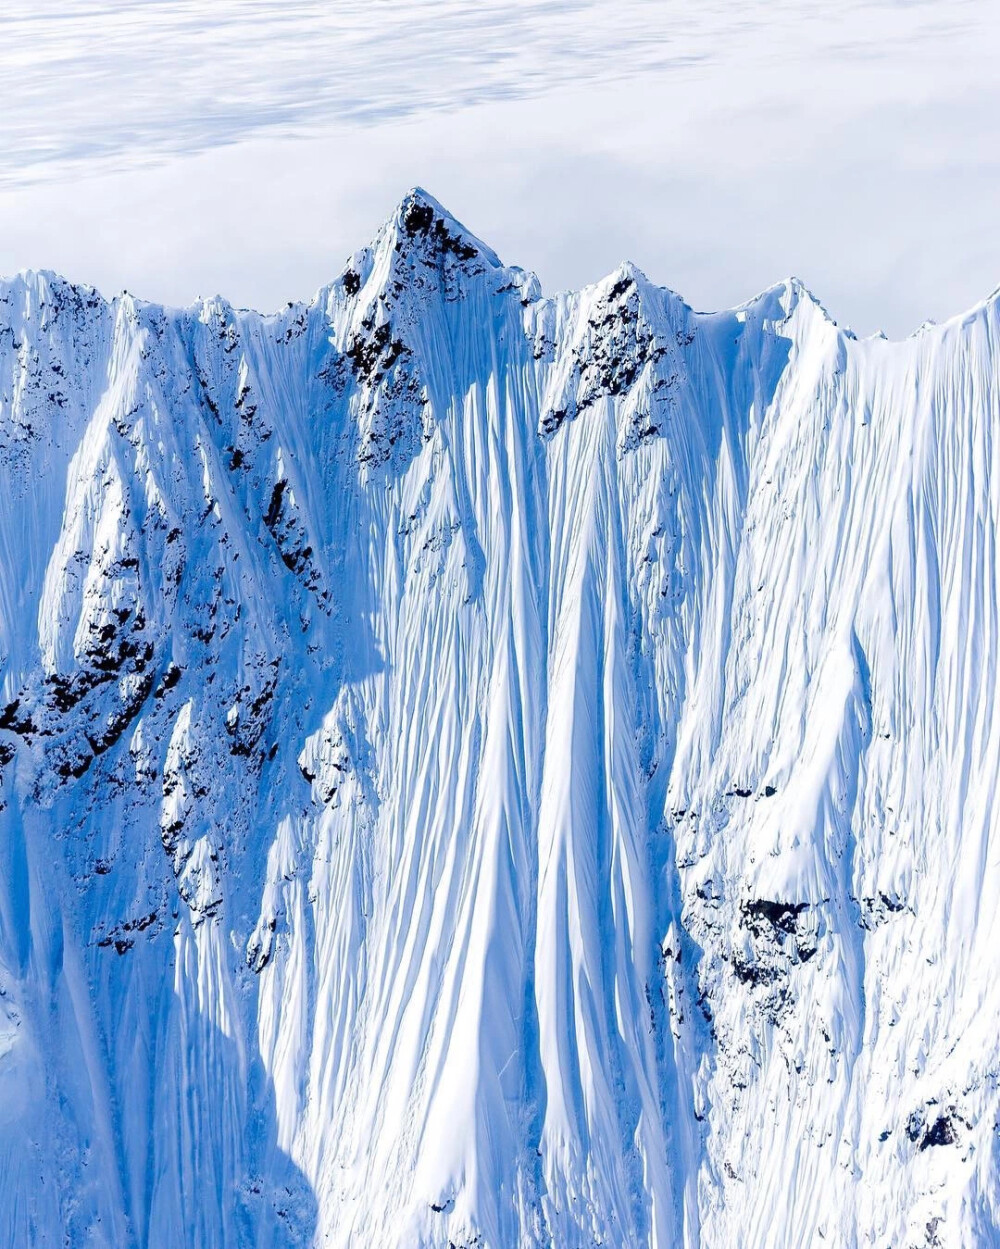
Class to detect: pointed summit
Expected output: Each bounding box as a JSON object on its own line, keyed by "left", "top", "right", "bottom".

{"left": 389, "top": 187, "right": 502, "bottom": 271}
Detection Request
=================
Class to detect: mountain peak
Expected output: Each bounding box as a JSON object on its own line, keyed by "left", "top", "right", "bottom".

{"left": 387, "top": 186, "right": 502, "bottom": 271}
{"left": 5, "top": 193, "right": 1000, "bottom": 1249}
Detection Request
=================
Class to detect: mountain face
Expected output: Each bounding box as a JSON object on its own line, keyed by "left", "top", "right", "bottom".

{"left": 1, "top": 189, "right": 999, "bottom": 1249}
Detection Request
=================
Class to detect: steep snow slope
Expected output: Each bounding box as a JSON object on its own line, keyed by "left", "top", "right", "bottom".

{"left": 1, "top": 191, "right": 999, "bottom": 1249}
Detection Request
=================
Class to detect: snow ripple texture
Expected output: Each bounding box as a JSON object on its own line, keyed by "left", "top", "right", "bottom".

{"left": 0, "top": 190, "right": 998, "bottom": 1249}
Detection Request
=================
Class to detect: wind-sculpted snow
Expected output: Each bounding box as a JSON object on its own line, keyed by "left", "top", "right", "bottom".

{"left": 1, "top": 190, "right": 999, "bottom": 1248}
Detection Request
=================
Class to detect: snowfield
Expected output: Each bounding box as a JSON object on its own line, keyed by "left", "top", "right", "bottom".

{"left": 1, "top": 190, "right": 999, "bottom": 1247}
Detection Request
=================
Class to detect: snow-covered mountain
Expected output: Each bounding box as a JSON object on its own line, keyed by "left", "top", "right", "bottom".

{"left": 1, "top": 189, "right": 999, "bottom": 1249}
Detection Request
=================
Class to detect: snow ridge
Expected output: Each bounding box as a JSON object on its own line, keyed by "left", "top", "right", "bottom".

{"left": 1, "top": 189, "right": 999, "bottom": 1248}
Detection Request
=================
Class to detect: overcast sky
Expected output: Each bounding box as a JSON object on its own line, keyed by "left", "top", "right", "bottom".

{"left": 1, "top": 0, "right": 998, "bottom": 337}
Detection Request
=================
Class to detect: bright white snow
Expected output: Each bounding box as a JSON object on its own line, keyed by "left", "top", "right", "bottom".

{"left": 0, "top": 191, "right": 999, "bottom": 1246}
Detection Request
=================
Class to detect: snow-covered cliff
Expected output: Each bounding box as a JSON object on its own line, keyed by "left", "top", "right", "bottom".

{"left": 1, "top": 190, "right": 999, "bottom": 1249}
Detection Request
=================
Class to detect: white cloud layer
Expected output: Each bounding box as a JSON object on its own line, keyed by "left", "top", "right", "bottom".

{"left": 0, "top": 0, "right": 998, "bottom": 335}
